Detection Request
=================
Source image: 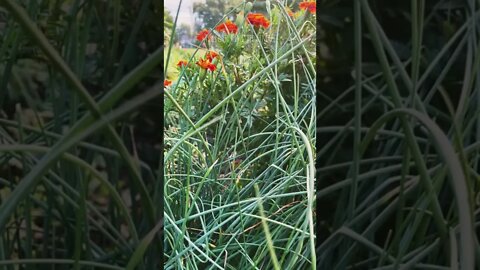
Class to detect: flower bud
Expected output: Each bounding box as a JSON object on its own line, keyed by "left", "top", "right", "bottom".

{"left": 235, "top": 12, "right": 245, "bottom": 26}
{"left": 245, "top": 2, "right": 253, "bottom": 12}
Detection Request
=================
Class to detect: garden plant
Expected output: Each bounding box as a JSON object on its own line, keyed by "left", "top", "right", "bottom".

{"left": 319, "top": 0, "right": 480, "bottom": 268}
{"left": 164, "top": 0, "right": 316, "bottom": 269}
{"left": 0, "top": 0, "right": 162, "bottom": 269}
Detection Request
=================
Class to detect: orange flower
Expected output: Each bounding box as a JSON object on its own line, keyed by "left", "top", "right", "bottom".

{"left": 164, "top": 79, "right": 172, "bottom": 87}
{"left": 196, "top": 29, "right": 211, "bottom": 41}
{"left": 177, "top": 60, "right": 188, "bottom": 67}
{"left": 299, "top": 1, "right": 316, "bottom": 14}
{"left": 215, "top": 20, "right": 238, "bottom": 34}
{"left": 196, "top": 58, "right": 216, "bottom": 71}
{"left": 246, "top": 13, "right": 270, "bottom": 28}
{"left": 205, "top": 51, "right": 219, "bottom": 62}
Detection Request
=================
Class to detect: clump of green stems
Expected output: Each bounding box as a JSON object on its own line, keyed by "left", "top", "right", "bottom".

{"left": 164, "top": 0, "right": 316, "bottom": 269}
{"left": 319, "top": 1, "right": 478, "bottom": 269}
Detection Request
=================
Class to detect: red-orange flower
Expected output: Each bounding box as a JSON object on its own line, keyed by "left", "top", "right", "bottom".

{"left": 177, "top": 60, "right": 188, "bottom": 67}
{"left": 299, "top": 1, "right": 316, "bottom": 14}
{"left": 205, "top": 51, "right": 219, "bottom": 62}
{"left": 196, "top": 58, "right": 216, "bottom": 71}
{"left": 246, "top": 13, "right": 270, "bottom": 28}
{"left": 196, "top": 29, "right": 211, "bottom": 41}
{"left": 164, "top": 79, "right": 172, "bottom": 87}
{"left": 215, "top": 20, "right": 238, "bottom": 34}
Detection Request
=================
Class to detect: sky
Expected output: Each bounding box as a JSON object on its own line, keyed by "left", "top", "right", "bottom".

{"left": 165, "top": 0, "right": 201, "bottom": 29}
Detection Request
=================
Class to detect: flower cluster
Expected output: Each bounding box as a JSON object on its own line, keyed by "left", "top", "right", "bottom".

{"left": 246, "top": 13, "right": 270, "bottom": 28}
{"left": 164, "top": 79, "right": 172, "bottom": 87}
{"left": 196, "top": 51, "right": 219, "bottom": 72}
{"left": 299, "top": 1, "right": 316, "bottom": 14}
{"left": 171, "top": 2, "right": 314, "bottom": 86}
{"left": 196, "top": 58, "right": 216, "bottom": 71}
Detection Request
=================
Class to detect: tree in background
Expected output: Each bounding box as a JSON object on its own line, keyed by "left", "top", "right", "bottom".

{"left": 174, "top": 23, "right": 193, "bottom": 47}
{"left": 193, "top": 0, "right": 242, "bottom": 31}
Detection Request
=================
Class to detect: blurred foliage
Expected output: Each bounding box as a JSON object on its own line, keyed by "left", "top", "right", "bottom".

{"left": 318, "top": 0, "right": 468, "bottom": 133}
{"left": 0, "top": 0, "right": 161, "bottom": 136}
{"left": 318, "top": 0, "right": 477, "bottom": 267}
{"left": 0, "top": 1, "right": 161, "bottom": 266}
{"left": 164, "top": 7, "right": 173, "bottom": 47}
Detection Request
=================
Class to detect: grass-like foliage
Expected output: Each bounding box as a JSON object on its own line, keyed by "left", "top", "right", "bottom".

{"left": 0, "top": 0, "right": 161, "bottom": 269}
{"left": 319, "top": 0, "right": 479, "bottom": 268}
{"left": 164, "top": 0, "right": 316, "bottom": 269}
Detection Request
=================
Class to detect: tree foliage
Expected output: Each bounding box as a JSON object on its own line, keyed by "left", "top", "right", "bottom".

{"left": 193, "top": 0, "right": 241, "bottom": 31}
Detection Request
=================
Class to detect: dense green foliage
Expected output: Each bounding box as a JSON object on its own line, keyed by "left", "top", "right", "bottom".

{"left": 319, "top": 0, "right": 480, "bottom": 268}
{"left": 165, "top": 0, "right": 316, "bottom": 269}
{"left": 0, "top": 0, "right": 161, "bottom": 268}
